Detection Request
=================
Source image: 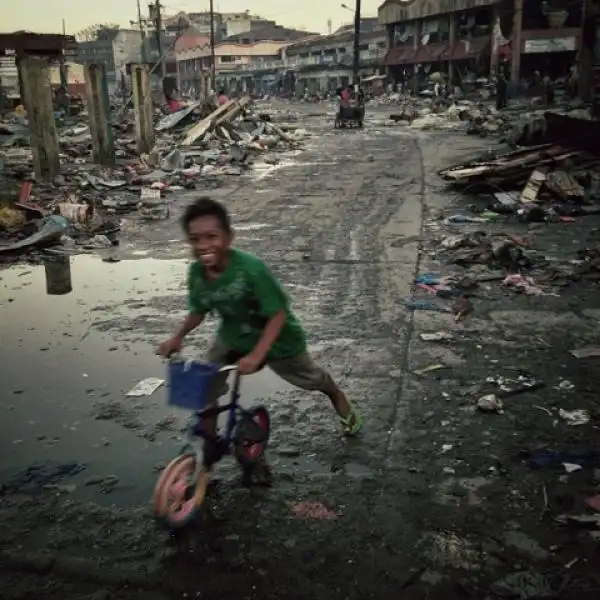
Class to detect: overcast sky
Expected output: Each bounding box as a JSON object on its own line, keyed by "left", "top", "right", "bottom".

{"left": 3, "top": 0, "right": 383, "bottom": 36}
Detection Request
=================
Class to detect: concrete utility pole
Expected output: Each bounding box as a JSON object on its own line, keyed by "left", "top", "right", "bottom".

{"left": 131, "top": 64, "right": 154, "bottom": 153}
{"left": 352, "top": 0, "right": 361, "bottom": 86}
{"left": 209, "top": 0, "right": 216, "bottom": 93}
{"left": 59, "top": 18, "right": 68, "bottom": 93}
{"left": 84, "top": 63, "right": 115, "bottom": 166}
{"left": 149, "top": 0, "right": 166, "bottom": 77}
{"left": 19, "top": 57, "right": 60, "bottom": 181}
{"left": 136, "top": 0, "right": 148, "bottom": 63}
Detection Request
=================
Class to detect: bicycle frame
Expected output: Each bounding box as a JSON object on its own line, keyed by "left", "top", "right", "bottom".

{"left": 179, "top": 364, "right": 245, "bottom": 446}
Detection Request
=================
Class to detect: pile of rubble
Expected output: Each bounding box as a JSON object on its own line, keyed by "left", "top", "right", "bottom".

{"left": 437, "top": 113, "right": 600, "bottom": 227}
{"left": 384, "top": 94, "right": 592, "bottom": 144}
{"left": 0, "top": 97, "right": 309, "bottom": 260}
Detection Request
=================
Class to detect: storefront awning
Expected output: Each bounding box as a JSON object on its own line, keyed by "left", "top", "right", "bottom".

{"left": 384, "top": 44, "right": 416, "bottom": 66}
{"left": 410, "top": 43, "right": 447, "bottom": 64}
{"left": 443, "top": 36, "right": 490, "bottom": 61}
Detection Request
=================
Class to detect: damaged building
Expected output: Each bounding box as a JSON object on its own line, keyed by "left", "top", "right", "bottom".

{"left": 282, "top": 19, "right": 387, "bottom": 95}
{"left": 378, "top": 0, "right": 594, "bottom": 92}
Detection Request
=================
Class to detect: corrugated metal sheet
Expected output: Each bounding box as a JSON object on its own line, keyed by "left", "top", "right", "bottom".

{"left": 412, "top": 42, "right": 447, "bottom": 63}
{"left": 384, "top": 44, "right": 416, "bottom": 65}
{"left": 442, "top": 36, "right": 490, "bottom": 60}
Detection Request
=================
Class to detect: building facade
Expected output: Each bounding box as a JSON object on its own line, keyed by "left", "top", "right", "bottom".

{"left": 283, "top": 24, "right": 387, "bottom": 95}
{"left": 175, "top": 17, "right": 318, "bottom": 96}
{"left": 177, "top": 40, "right": 288, "bottom": 95}
{"left": 378, "top": 0, "right": 586, "bottom": 88}
{"left": 175, "top": 21, "right": 386, "bottom": 97}
{"left": 0, "top": 54, "right": 19, "bottom": 95}
{"left": 112, "top": 30, "right": 143, "bottom": 75}
{"left": 76, "top": 27, "right": 122, "bottom": 84}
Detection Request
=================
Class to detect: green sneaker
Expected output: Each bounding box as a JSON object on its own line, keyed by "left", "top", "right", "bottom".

{"left": 341, "top": 406, "right": 362, "bottom": 436}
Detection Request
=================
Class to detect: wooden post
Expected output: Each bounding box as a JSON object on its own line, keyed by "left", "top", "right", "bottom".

{"left": 511, "top": 0, "right": 524, "bottom": 83}
{"left": 19, "top": 57, "right": 60, "bottom": 182}
{"left": 490, "top": 5, "right": 500, "bottom": 77}
{"left": 131, "top": 64, "right": 154, "bottom": 154}
{"left": 84, "top": 64, "right": 114, "bottom": 166}
{"left": 578, "top": 0, "right": 592, "bottom": 101}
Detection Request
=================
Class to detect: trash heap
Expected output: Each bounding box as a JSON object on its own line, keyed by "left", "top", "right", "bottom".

{"left": 385, "top": 95, "right": 591, "bottom": 142}
{"left": 0, "top": 97, "right": 309, "bottom": 260}
{"left": 418, "top": 113, "right": 600, "bottom": 315}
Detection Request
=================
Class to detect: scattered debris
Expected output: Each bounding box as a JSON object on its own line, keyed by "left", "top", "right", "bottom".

{"left": 0, "top": 98, "right": 308, "bottom": 261}
{"left": 420, "top": 332, "right": 453, "bottom": 342}
{"left": 413, "top": 364, "right": 446, "bottom": 376}
{"left": 289, "top": 501, "right": 338, "bottom": 520}
{"left": 563, "top": 462, "right": 583, "bottom": 473}
{"left": 570, "top": 346, "right": 600, "bottom": 359}
{"left": 585, "top": 495, "right": 600, "bottom": 512}
{"left": 502, "top": 274, "right": 545, "bottom": 295}
{"left": 558, "top": 408, "right": 591, "bottom": 426}
{"left": 477, "top": 394, "right": 504, "bottom": 413}
{"left": 126, "top": 378, "right": 164, "bottom": 397}
{"left": 491, "top": 570, "right": 553, "bottom": 600}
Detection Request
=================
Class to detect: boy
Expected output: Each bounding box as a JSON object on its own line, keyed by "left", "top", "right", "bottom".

{"left": 158, "top": 198, "right": 361, "bottom": 464}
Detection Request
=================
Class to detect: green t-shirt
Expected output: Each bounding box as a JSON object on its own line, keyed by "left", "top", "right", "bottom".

{"left": 187, "top": 249, "right": 307, "bottom": 360}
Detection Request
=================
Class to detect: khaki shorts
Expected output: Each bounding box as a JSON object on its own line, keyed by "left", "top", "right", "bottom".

{"left": 206, "top": 338, "right": 329, "bottom": 401}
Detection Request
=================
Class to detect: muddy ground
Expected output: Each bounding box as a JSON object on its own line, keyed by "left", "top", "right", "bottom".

{"left": 1, "top": 103, "right": 600, "bottom": 600}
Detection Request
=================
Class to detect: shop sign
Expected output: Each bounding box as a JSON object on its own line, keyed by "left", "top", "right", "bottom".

{"left": 524, "top": 37, "right": 576, "bottom": 54}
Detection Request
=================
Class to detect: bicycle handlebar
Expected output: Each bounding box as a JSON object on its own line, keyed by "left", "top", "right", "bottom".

{"left": 166, "top": 352, "right": 239, "bottom": 374}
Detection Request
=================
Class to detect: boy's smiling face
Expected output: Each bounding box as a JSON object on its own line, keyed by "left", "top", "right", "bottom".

{"left": 187, "top": 215, "right": 232, "bottom": 271}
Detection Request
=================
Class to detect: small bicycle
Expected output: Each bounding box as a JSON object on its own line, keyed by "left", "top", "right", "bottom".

{"left": 153, "top": 357, "right": 271, "bottom": 529}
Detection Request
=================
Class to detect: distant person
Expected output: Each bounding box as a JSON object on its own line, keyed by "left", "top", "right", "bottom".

{"left": 496, "top": 73, "right": 508, "bottom": 110}
{"left": 542, "top": 75, "right": 555, "bottom": 105}
{"left": 340, "top": 86, "right": 350, "bottom": 105}
{"left": 217, "top": 90, "right": 229, "bottom": 106}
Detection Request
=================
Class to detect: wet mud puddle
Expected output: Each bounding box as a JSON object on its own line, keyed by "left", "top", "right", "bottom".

{"left": 0, "top": 255, "right": 291, "bottom": 507}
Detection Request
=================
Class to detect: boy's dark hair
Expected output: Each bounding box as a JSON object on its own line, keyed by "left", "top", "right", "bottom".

{"left": 181, "top": 197, "right": 231, "bottom": 233}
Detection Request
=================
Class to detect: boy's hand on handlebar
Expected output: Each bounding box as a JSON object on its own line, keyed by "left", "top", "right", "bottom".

{"left": 238, "top": 353, "right": 262, "bottom": 375}
{"left": 157, "top": 337, "right": 183, "bottom": 358}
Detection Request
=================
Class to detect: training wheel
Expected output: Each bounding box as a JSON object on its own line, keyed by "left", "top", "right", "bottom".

{"left": 153, "top": 453, "right": 211, "bottom": 529}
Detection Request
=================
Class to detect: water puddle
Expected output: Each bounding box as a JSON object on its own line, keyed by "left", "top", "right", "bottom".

{"left": 0, "top": 255, "right": 289, "bottom": 505}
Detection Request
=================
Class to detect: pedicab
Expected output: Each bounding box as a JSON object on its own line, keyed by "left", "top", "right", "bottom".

{"left": 334, "top": 96, "right": 365, "bottom": 129}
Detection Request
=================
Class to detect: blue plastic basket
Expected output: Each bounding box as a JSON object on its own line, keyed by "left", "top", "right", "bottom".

{"left": 167, "top": 361, "right": 221, "bottom": 411}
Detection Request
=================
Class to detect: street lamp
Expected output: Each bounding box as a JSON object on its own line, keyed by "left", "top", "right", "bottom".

{"left": 339, "top": 2, "right": 361, "bottom": 84}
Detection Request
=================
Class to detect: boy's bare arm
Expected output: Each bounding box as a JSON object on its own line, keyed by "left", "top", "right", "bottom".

{"left": 251, "top": 309, "right": 286, "bottom": 361}
{"left": 175, "top": 312, "right": 205, "bottom": 340}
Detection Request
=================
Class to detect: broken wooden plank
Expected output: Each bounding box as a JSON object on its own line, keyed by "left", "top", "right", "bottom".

{"left": 520, "top": 167, "right": 548, "bottom": 203}
{"left": 180, "top": 98, "right": 250, "bottom": 147}
{"left": 213, "top": 97, "right": 251, "bottom": 130}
